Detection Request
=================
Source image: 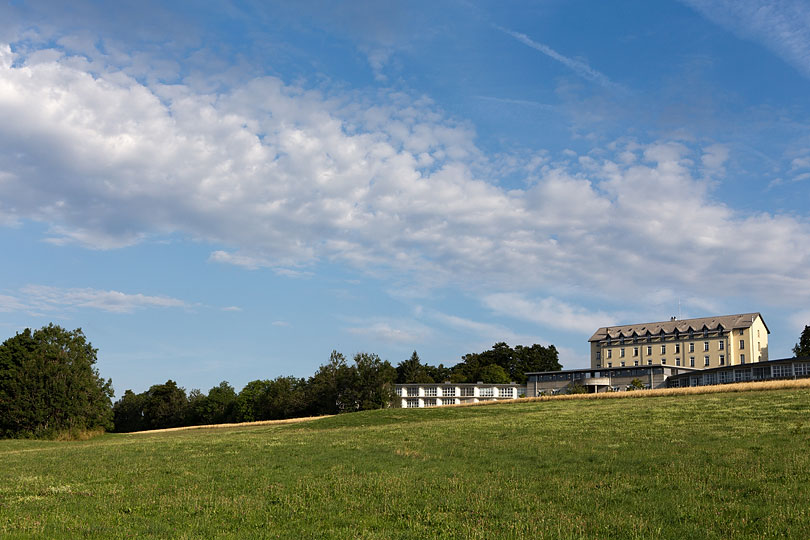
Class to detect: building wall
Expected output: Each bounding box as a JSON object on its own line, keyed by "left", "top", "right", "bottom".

{"left": 526, "top": 366, "right": 685, "bottom": 396}
{"left": 393, "top": 383, "right": 525, "bottom": 408}
{"left": 590, "top": 315, "right": 769, "bottom": 370}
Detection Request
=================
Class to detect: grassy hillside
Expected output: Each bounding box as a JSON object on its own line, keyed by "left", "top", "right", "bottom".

{"left": 2, "top": 387, "right": 810, "bottom": 539}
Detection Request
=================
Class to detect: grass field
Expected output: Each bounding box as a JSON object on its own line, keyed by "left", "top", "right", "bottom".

{"left": 2, "top": 386, "right": 810, "bottom": 539}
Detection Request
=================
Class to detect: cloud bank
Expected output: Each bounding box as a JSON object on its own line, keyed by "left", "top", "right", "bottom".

{"left": 1, "top": 40, "right": 809, "bottom": 314}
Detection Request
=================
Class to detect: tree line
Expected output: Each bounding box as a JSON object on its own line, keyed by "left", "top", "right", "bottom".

{"left": 112, "top": 342, "right": 562, "bottom": 432}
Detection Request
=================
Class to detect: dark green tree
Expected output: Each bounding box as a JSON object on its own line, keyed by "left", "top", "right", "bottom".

{"left": 478, "top": 363, "right": 511, "bottom": 383}
{"left": 452, "top": 342, "right": 561, "bottom": 383}
{"left": 261, "top": 376, "right": 311, "bottom": 419}
{"left": 794, "top": 325, "right": 810, "bottom": 358}
{"left": 396, "top": 351, "right": 434, "bottom": 384}
{"left": 353, "top": 352, "right": 397, "bottom": 410}
{"left": 0, "top": 324, "right": 113, "bottom": 438}
{"left": 308, "top": 351, "right": 358, "bottom": 415}
{"left": 233, "top": 379, "right": 273, "bottom": 422}
{"left": 112, "top": 390, "right": 146, "bottom": 433}
{"left": 141, "top": 380, "right": 188, "bottom": 429}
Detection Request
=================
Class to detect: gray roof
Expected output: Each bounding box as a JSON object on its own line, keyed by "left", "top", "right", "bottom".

{"left": 589, "top": 313, "right": 767, "bottom": 342}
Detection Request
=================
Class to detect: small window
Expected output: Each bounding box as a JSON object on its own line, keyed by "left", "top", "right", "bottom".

{"left": 596, "top": 351, "right": 601, "bottom": 360}
{"left": 608, "top": 362, "right": 612, "bottom": 367}
{"left": 690, "top": 357, "right": 695, "bottom": 367}
{"left": 633, "top": 347, "right": 639, "bottom": 357}
{"left": 661, "top": 345, "right": 666, "bottom": 354}
{"left": 689, "top": 343, "right": 695, "bottom": 353}
{"left": 647, "top": 360, "right": 652, "bottom": 366}
{"left": 662, "top": 358, "right": 667, "bottom": 365}
{"left": 620, "top": 348, "right": 625, "bottom": 358}
{"left": 646, "top": 346, "right": 652, "bottom": 356}
{"left": 739, "top": 340, "right": 744, "bottom": 350}
{"left": 738, "top": 329, "right": 744, "bottom": 336}
{"left": 620, "top": 361, "right": 625, "bottom": 367}
{"left": 703, "top": 341, "right": 709, "bottom": 351}
{"left": 607, "top": 350, "right": 612, "bottom": 359}
{"left": 719, "top": 341, "right": 724, "bottom": 350}
{"left": 719, "top": 354, "right": 725, "bottom": 365}
{"left": 634, "top": 360, "right": 639, "bottom": 366}
{"left": 675, "top": 343, "right": 681, "bottom": 354}
{"left": 676, "top": 358, "right": 681, "bottom": 366}
{"left": 704, "top": 356, "right": 710, "bottom": 366}
{"left": 740, "top": 354, "right": 745, "bottom": 364}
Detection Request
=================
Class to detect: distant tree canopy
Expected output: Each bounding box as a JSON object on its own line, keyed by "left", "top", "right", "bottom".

{"left": 395, "top": 343, "right": 561, "bottom": 385}
{"left": 0, "top": 324, "right": 114, "bottom": 438}
{"left": 794, "top": 325, "right": 810, "bottom": 358}
{"left": 112, "top": 341, "right": 561, "bottom": 433}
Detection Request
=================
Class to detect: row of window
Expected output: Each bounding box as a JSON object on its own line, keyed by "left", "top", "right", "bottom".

{"left": 605, "top": 327, "right": 729, "bottom": 345}
{"left": 599, "top": 340, "right": 732, "bottom": 361}
{"left": 400, "top": 387, "right": 515, "bottom": 398}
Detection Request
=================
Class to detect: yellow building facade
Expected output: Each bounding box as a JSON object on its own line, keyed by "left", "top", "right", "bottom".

{"left": 589, "top": 313, "right": 769, "bottom": 370}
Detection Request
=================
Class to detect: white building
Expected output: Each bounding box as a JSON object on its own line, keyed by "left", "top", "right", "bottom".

{"left": 394, "top": 383, "right": 525, "bottom": 408}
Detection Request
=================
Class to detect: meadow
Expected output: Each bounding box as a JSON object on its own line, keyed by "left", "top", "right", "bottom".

{"left": 2, "top": 385, "right": 810, "bottom": 539}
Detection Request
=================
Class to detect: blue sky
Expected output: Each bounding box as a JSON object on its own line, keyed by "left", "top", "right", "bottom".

{"left": 1, "top": 0, "right": 810, "bottom": 396}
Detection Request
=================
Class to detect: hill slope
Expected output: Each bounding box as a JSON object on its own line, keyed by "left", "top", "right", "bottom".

{"left": 2, "top": 387, "right": 810, "bottom": 539}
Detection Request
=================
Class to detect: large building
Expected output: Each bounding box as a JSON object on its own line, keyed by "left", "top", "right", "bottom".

{"left": 588, "top": 313, "right": 769, "bottom": 370}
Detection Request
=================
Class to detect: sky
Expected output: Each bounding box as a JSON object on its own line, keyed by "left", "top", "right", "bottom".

{"left": 1, "top": 0, "right": 810, "bottom": 397}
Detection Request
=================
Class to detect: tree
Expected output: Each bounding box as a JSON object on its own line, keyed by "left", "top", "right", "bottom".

{"left": 308, "top": 351, "right": 358, "bottom": 415}
{"left": 112, "top": 390, "right": 146, "bottom": 433}
{"left": 478, "top": 363, "right": 510, "bottom": 383}
{"left": 566, "top": 381, "right": 588, "bottom": 394}
{"left": 141, "top": 380, "right": 188, "bottom": 430}
{"left": 627, "top": 378, "right": 645, "bottom": 391}
{"left": 0, "top": 324, "right": 114, "bottom": 438}
{"left": 353, "top": 353, "right": 396, "bottom": 410}
{"left": 396, "top": 351, "right": 434, "bottom": 384}
{"left": 794, "top": 325, "right": 810, "bottom": 358}
{"left": 452, "top": 342, "right": 561, "bottom": 383}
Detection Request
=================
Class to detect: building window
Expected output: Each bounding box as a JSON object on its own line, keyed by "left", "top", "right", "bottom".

{"left": 406, "top": 399, "right": 419, "bottom": 408}
{"left": 703, "top": 328, "right": 708, "bottom": 337}
{"left": 740, "top": 354, "right": 745, "bottom": 364}
{"left": 607, "top": 350, "right": 612, "bottom": 359}
{"left": 620, "top": 361, "right": 625, "bottom": 367}
{"left": 443, "top": 387, "right": 456, "bottom": 397}
{"left": 661, "top": 344, "right": 666, "bottom": 354}
{"left": 441, "top": 398, "right": 456, "bottom": 406}
{"left": 499, "top": 387, "right": 513, "bottom": 398}
{"left": 690, "top": 357, "right": 695, "bottom": 367}
{"left": 633, "top": 347, "right": 639, "bottom": 357}
{"left": 460, "top": 387, "right": 475, "bottom": 397}
{"left": 620, "top": 348, "right": 625, "bottom": 358}
{"left": 662, "top": 358, "right": 667, "bottom": 365}
{"left": 739, "top": 340, "right": 745, "bottom": 350}
{"left": 675, "top": 343, "right": 681, "bottom": 354}
{"left": 676, "top": 358, "right": 681, "bottom": 366}
{"left": 703, "top": 341, "right": 709, "bottom": 351}
{"left": 704, "top": 355, "right": 710, "bottom": 366}
{"left": 424, "top": 398, "right": 437, "bottom": 407}
{"left": 757, "top": 341, "right": 761, "bottom": 351}
{"left": 719, "top": 340, "right": 724, "bottom": 350}
{"left": 689, "top": 343, "right": 695, "bottom": 353}
{"left": 479, "top": 387, "right": 494, "bottom": 397}
{"left": 646, "top": 346, "right": 652, "bottom": 356}
{"left": 407, "top": 387, "right": 418, "bottom": 397}
{"left": 634, "top": 360, "right": 639, "bottom": 366}
{"left": 738, "top": 329, "right": 744, "bottom": 335}
{"left": 757, "top": 329, "right": 760, "bottom": 338}
{"left": 719, "top": 354, "right": 725, "bottom": 365}
{"left": 647, "top": 360, "right": 652, "bottom": 366}
{"left": 424, "top": 387, "right": 437, "bottom": 397}
{"left": 596, "top": 363, "right": 601, "bottom": 368}
{"left": 596, "top": 351, "right": 601, "bottom": 360}
{"left": 608, "top": 362, "right": 612, "bottom": 367}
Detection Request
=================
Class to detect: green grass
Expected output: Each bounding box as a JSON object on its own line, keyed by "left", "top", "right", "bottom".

{"left": 2, "top": 388, "right": 810, "bottom": 539}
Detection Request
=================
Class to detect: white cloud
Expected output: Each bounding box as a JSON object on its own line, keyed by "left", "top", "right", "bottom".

{"left": 346, "top": 319, "right": 432, "bottom": 344}
{"left": 430, "top": 312, "right": 544, "bottom": 348}
{"left": 681, "top": 0, "right": 810, "bottom": 79}
{"left": 482, "top": 293, "right": 617, "bottom": 333}
{"left": 222, "top": 306, "right": 242, "bottom": 312}
{"left": 2, "top": 285, "right": 188, "bottom": 314}
{"left": 1, "top": 39, "right": 810, "bottom": 312}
